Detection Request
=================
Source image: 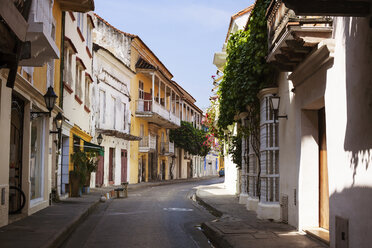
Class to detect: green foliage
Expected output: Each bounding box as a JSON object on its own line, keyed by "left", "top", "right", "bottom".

{"left": 217, "top": 0, "right": 275, "bottom": 130}
{"left": 229, "top": 133, "right": 242, "bottom": 169}
{"left": 170, "top": 121, "right": 211, "bottom": 157}
{"left": 71, "top": 150, "right": 99, "bottom": 187}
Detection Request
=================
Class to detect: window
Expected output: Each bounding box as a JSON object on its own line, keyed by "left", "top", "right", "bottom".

{"left": 30, "top": 116, "right": 45, "bottom": 200}
{"left": 139, "top": 81, "right": 144, "bottom": 99}
{"left": 86, "top": 22, "right": 92, "bottom": 51}
{"left": 84, "top": 79, "right": 90, "bottom": 108}
{"left": 112, "top": 96, "right": 116, "bottom": 129}
{"left": 75, "top": 66, "right": 82, "bottom": 98}
{"left": 99, "top": 90, "right": 106, "bottom": 124}
{"left": 77, "top": 13, "right": 84, "bottom": 34}
{"left": 259, "top": 95, "right": 279, "bottom": 203}
{"left": 122, "top": 102, "right": 126, "bottom": 131}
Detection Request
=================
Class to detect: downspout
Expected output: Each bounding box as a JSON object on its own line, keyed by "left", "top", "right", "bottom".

{"left": 54, "top": 11, "right": 66, "bottom": 202}
{"left": 59, "top": 11, "right": 65, "bottom": 109}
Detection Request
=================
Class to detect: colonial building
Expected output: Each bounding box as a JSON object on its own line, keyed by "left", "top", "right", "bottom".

{"left": 212, "top": 5, "right": 253, "bottom": 194}
{"left": 60, "top": 5, "right": 95, "bottom": 196}
{"left": 0, "top": 0, "right": 94, "bottom": 227}
{"left": 264, "top": 0, "right": 372, "bottom": 247}
{"left": 91, "top": 14, "right": 139, "bottom": 187}
{"left": 129, "top": 36, "right": 183, "bottom": 183}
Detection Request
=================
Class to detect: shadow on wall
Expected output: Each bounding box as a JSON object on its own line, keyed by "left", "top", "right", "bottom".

{"left": 330, "top": 186, "right": 372, "bottom": 248}
{"left": 343, "top": 16, "right": 372, "bottom": 185}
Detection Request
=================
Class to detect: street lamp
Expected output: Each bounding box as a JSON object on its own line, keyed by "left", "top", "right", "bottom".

{"left": 31, "top": 86, "right": 58, "bottom": 118}
{"left": 269, "top": 94, "right": 287, "bottom": 122}
{"left": 50, "top": 112, "right": 64, "bottom": 150}
{"left": 97, "top": 134, "right": 103, "bottom": 145}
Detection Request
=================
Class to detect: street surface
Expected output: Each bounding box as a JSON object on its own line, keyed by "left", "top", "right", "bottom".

{"left": 62, "top": 178, "right": 223, "bottom": 248}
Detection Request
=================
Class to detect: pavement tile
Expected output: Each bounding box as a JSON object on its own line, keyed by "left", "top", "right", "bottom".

{"left": 197, "top": 183, "right": 328, "bottom": 248}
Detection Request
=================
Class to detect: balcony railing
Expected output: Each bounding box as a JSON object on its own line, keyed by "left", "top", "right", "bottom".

{"left": 139, "top": 135, "right": 156, "bottom": 152}
{"left": 136, "top": 99, "right": 180, "bottom": 128}
{"left": 19, "top": 0, "right": 59, "bottom": 66}
{"left": 266, "top": 0, "right": 333, "bottom": 71}
{"left": 160, "top": 141, "right": 174, "bottom": 155}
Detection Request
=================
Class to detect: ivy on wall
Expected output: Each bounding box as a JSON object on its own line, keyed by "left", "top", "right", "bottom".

{"left": 217, "top": 0, "right": 275, "bottom": 131}
{"left": 170, "top": 121, "right": 210, "bottom": 157}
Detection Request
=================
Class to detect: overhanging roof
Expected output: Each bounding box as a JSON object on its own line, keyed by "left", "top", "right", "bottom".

{"left": 282, "top": 0, "right": 370, "bottom": 16}
{"left": 97, "top": 129, "right": 142, "bottom": 141}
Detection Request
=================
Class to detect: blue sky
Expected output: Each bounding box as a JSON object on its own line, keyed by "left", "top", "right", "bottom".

{"left": 95, "top": 0, "right": 255, "bottom": 110}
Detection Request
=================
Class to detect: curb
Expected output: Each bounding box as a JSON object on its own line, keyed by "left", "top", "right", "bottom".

{"left": 194, "top": 191, "right": 223, "bottom": 218}
{"left": 128, "top": 176, "right": 218, "bottom": 191}
{"left": 42, "top": 197, "right": 102, "bottom": 248}
{"left": 201, "top": 222, "right": 233, "bottom": 248}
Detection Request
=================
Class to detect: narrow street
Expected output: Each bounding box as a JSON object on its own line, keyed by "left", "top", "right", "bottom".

{"left": 61, "top": 178, "right": 223, "bottom": 248}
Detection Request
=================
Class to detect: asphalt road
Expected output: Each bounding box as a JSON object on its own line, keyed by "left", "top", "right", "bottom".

{"left": 62, "top": 177, "right": 223, "bottom": 248}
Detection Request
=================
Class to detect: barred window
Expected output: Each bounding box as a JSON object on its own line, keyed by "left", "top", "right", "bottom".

{"left": 260, "top": 94, "right": 279, "bottom": 203}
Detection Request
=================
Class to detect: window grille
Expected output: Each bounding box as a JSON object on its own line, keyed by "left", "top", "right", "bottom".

{"left": 260, "top": 95, "right": 279, "bottom": 203}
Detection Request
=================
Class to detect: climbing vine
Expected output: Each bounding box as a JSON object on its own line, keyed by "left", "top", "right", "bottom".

{"left": 215, "top": 0, "right": 275, "bottom": 197}
{"left": 217, "top": 0, "right": 275, "bottom": 131}
{"left": 170, "top": 121, "right": 210, "bottom": 157}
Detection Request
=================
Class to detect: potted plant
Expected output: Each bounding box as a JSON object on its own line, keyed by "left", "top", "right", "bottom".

{"left": 83, "top": 151, "right": 98, "bottom": 193}
{"left": 70, "top": 150, "right": 98, "bottom": 196}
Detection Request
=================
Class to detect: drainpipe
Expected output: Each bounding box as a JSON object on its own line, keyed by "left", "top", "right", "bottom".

{"left": 54, "top": 11, "right": 66, "bottom": 202}
{"left": 59, "top": 11, "right": 65, "bottom": 109}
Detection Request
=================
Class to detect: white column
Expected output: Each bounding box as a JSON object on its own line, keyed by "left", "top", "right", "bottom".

{"left": 170, "top": 90, "right": 173, "bottom": 113}
{"left": 158, "top": 80, "right": 161, "bottom": 104}
{"left": 151, "top": 73, "right": 155, "bottom": 103}
{"left": 239, "top": 116, "right": 249, "bottom": 204}
{"left": 165, "top": 85, "right": 167, "bottom": 109}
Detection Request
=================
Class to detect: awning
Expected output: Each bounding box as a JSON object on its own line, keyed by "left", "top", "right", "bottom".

{"left": 83, "top": 140, "right": 104, "bottom": 156}
{"left": 97, "top": 129, "right": 142, "bottom": 141}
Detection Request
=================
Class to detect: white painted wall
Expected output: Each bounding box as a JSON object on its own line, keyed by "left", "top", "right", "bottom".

{"left": 63, "top": 11, "right": 93, "bottom": 134}
{"left": 275, "top": 15, "right": 372, "bottom": 248}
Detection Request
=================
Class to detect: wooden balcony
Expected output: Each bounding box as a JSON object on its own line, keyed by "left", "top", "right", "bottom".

{"left": 282, "top": 0, "right": 370, "bottom": 17}
{"left": 160, "top": 141, "right": 174, "bottom": 156}
{"left": 19, "top": 0, "right": 59, "bottom": 66}
{"left": 139, "top": 135, "right": 157, "bottom": 153}
{"left": 266, "top": 0, "right": 333, "bottom": 72}
{"left": 59, "top": 0, "right": 95, "bottom": 13}
{"left": 136, "top": 100, "right": 180, "bottom": 129}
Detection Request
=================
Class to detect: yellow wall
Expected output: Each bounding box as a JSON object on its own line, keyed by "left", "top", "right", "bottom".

{"left": 69, "top": 125, "right": 92, "bottom": 171}
{"left": 53, "top": 1, "right": 62, "bottom": 105}
{"left": 33, "top": 66, "right": 47, "bottom": 93}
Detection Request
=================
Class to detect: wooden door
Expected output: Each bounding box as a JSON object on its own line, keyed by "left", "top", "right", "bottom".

{"left": 95, "top": 155, "right": 104, "bottom": 186}
{"left": 319, "top": 108, "right": 329, "bottom": 230}
{"left": 9, "top": 95, "right": 24, "bottom": 213}
{"left": 121, "top": 150, "right": 127, "bottom": 183}
{"left": 109, "top": 148, "right": 114, "bottom": 184}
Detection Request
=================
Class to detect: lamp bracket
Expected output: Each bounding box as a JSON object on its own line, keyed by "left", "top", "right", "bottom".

{"left": 30, "top": 111, "right": 50, "bottom": 120}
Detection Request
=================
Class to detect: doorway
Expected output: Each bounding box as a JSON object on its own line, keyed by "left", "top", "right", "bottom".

{"left": 109, "top": 148, "right": 115, "bottom": 184}
{"left": 161, "top": 160, "right": 165, "bottom": 180}
{"left": 149, "top": 153, "right": 157, "bottom": 181}
{"left": 96, "top": 154, "right": 104, "bottom": 187}
{"left": 9, "top": 94, "right": 24, "bottom": 214}
{"left": 319, "top": 108, "right": 329, "bottom": 230}
{"left": 121, "top": 149, "right": 127, "bottom": 183}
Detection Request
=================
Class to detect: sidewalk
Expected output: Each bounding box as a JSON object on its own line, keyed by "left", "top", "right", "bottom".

{"left": 195, "top": 183, "right": 328, "bottom": 248}
{"left": 0, "top": 176, "right": 215, "bottom": 248}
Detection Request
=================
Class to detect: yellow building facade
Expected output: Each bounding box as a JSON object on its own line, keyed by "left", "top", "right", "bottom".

{"left": 129, "top": 37, "right": 183, "bottom": 183}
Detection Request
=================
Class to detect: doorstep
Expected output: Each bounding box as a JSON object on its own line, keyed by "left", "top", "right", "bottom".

{"left": 304, "top": 227, "right": 330, "bottom": 246}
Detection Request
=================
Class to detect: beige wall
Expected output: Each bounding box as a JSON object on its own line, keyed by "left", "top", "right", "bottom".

{"left": 0, "top": 76, "right": 12, "bottom": 227}
{"left": 276, "top": 15, "right": 372, "bottom": 248}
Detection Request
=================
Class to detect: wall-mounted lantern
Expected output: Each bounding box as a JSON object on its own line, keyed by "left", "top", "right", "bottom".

{"left": 269, "top": 94, "right": 287, "bottom": 122}
{"left": 97, "top": 133, "right": 103, "bottom": 145}
{"left": 50, "top": 112, "right": 63, "bottom": 150}
{"left": 31, "top": 86, "right": 58, "bottom": 118}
